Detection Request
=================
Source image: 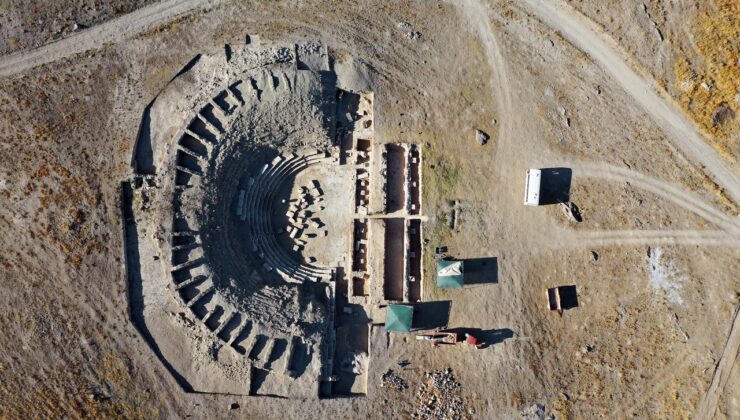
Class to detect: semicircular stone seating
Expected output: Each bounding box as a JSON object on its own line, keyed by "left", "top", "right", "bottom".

{"left": 243, "top": 151, "right": 335, "bottom": 283}
{"left": 163, "top": 76, "right": 319, "bottom": 381}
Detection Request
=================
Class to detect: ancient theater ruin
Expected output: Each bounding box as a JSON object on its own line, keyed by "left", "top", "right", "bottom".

{"left": 122, "top": 40, "right": 423, "bottom": 398}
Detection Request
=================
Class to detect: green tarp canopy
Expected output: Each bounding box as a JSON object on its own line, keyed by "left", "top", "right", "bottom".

{"left": 385, "top": 304, "right": 413, "bottom": 333}
{"left": 436, "top": 260, "right": 464, "bottom": 288}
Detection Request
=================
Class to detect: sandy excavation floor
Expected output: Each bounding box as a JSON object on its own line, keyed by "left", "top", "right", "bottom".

{"left": 0, "top": 0, "right": 738, "bottom": 418}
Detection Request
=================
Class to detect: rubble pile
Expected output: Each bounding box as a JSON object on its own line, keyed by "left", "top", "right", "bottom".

{"left": 380, "top": 369, "right": 409, "bottom": 391}
{"left": 412, "top": 368, "right": 469, "bottom": 420}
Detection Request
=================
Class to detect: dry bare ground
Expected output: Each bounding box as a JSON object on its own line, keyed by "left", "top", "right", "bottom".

{"left": 0, "top": 0, "right": 737, "bottom": 418}
{"left": 0, "top": 0, "right": 219, "bottom": 78}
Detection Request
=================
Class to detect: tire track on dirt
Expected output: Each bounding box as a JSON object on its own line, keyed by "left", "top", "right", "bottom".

{"left": 620, "top": 303, "right": 739, "bottom": 418}
{"left": 454, "top": 3, "right": 739, "bottom": 417}
{"left": 518, "top": 0, "right": 740, "bottom": 206}
{"left": 0, "top": 0, "right": 220, "bottom": 78}
{"left": 695, "top": 304, "right": 740, "bottom": 420}
{"left": 556, "top": 229, "right": 739, "bottom": 248}
{"left": 455, "top": 0, "right": 512, "bottom": 114}
{"left": 571, "top": 163, "right": 740, "bottom": 234}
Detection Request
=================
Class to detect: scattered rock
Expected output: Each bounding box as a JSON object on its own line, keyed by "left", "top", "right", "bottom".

{"left": 590, "top": 251, "right": 599, "bottom": 261}
{"left": 616, "top": 306, "right": 628, "bottom": 323}
{"left": 380, "top": 369, "right": 408, "bottom": 390}
{"left": 560, "top": 201, "right": 583, "bottom": 222}
{"left": 397, "top": 21, "right": 421, "bottom": 40}
{"left": 229, "top": 402, "right": 240, "bottom": 410}
{"left": 412, "top": 368, "right": 468, "bottom": 419}
{"left": 475, "top": 129, "right": 489, "bottom": 145}
{"left": 557, "top": 106, "right": 571, "bottom": 128}
{"left": 711, "top": 102, "right": 735, "bottom": 127}
{"left": 521, "top": 403, "right": 555, "bottom": 420}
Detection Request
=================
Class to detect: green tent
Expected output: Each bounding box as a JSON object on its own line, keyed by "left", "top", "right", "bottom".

{"left": 385, "top": 304, "right": 413, "bottom": 333}
{"left": 436, "top": 260, "right": 464, "bottom": 288}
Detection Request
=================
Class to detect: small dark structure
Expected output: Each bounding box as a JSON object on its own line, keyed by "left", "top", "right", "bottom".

{"left": 547, "top": 285, "right": 579, "bottom": 314}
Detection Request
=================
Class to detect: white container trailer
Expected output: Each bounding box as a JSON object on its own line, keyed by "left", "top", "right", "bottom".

{"left": 524, "top": 169, "right": 541, "bottom": 206}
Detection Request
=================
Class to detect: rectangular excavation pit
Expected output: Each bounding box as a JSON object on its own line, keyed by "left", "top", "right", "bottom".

{"left": 174, "top": 169, "right": 194, "bottom": 186}
{"left": 352, "top": 219, "right": 368, "bottom": 272}
{"left": 352, "top": 276, "right": 369, "bottom": 297}
{"left": 171, "top": 265, "right": 195, "bottom": 284}
{"left": 355, "top": 138, "right": 371, "bottom": 164}
{"left": 216, "top": 313, "right": 243, "bottom": 341}
{"left": 340, "top": 132, "right": 353, "bottom": 165}
{"left": 204, "top": 305, "right": 225, "bottom": 331}
{"left": 407, "top": 145, "right": 421, "bottom": 215}
{"left": 199, "top": 104, "right": 225, "bottom": 133}
{"left": 249, "top": 368, "right": 271, "bottom": 396}
{"left": 228, "top": 81, "right": 246, "bottom": 103}
{"left": 177, "top": 280, "right": 204, "bottom": 302}
{"left": 385, "top": 144, "right": 406, "bottom": 213}
{"left": 171, "top": 233, "right": 197, "bottom": 247}
{"left": 213, "top": 92, "right": 235, "bottom": 114}
{"left": 176, "top": 151, "right": 203, "bottom": 174}
{"left": 188, "top": 118, "right": 218, "bottom": 144}
{"left": 188, "top": 287, "right": 216, "bottom": 319}
{"left": 179, "top": 133, "right": 209, "bottom": 157}
{"left": 331, "top": 321, "right": 369, "bottom": 396}
{"left": 174, "top": 271, "right": 207, "bottom": 291}
{"left": 171, "top": 246, "right": 203, "bottom": 266}
{"left": 355, "top": 169, "right": 369, "bottom": 213}
{"left": 171, "top": 259, "right": 206, "bottom": 282}
{"left": 287, "top": 338, "right": 309, "bottom": 378}
{"left": 172, "top": 217, "right": 195, "bottom": 233}
{"left": 230, "top": 321, "right": 254, "bottom": 355}
{"left": 263, "top": 338, "right": 288, "bottom": 370}
{"left": 383, "top": 218, "right": 405, "bottom": 302}
{"left": 336, "top": 89, "right": 361, "bottom": 129}
{"left": 249, "top": 335, "right": 270, "bottom": 361}
{"left": 407, "top": 219, "right": 422, "bottom": 302}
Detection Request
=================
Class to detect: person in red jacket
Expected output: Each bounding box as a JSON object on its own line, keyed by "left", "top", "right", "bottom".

{"left": 464, "top": 333, "right": 483, "bottom": 349}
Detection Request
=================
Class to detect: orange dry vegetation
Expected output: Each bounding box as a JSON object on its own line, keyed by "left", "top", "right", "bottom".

{"left": 673, "top": 0, "right": 739, "bottom": 157}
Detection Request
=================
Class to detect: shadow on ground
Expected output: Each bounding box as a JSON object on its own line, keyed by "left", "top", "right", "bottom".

{"left": 412, "top": 301, "right": 451, "bottom": 330}
{"left": 539, "top": 167, "right": 572, "bottom": 205}
{"left": 464, "top": 257, "right": 498, "bottom": 285}
{"left": 122, "top": 181, "right": 195, "bottom": 392}
{"left": 558, "top": 285, "right": 579, "bottom": 310}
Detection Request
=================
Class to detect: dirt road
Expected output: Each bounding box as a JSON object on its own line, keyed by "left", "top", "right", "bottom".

{"left": 519, "top": 0, "right": 740, "bottom": 206}
{"left": 455, "top": 0, "right": 512, "bottom": 115}
{"left": 571, "top": 163, "right": 740, "bottom": 234}
{"left": 0, "top": 0, "right": 219, "bottom": 78}
{"left": 557, "top": 229, "right": 740, "bottom": 248}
